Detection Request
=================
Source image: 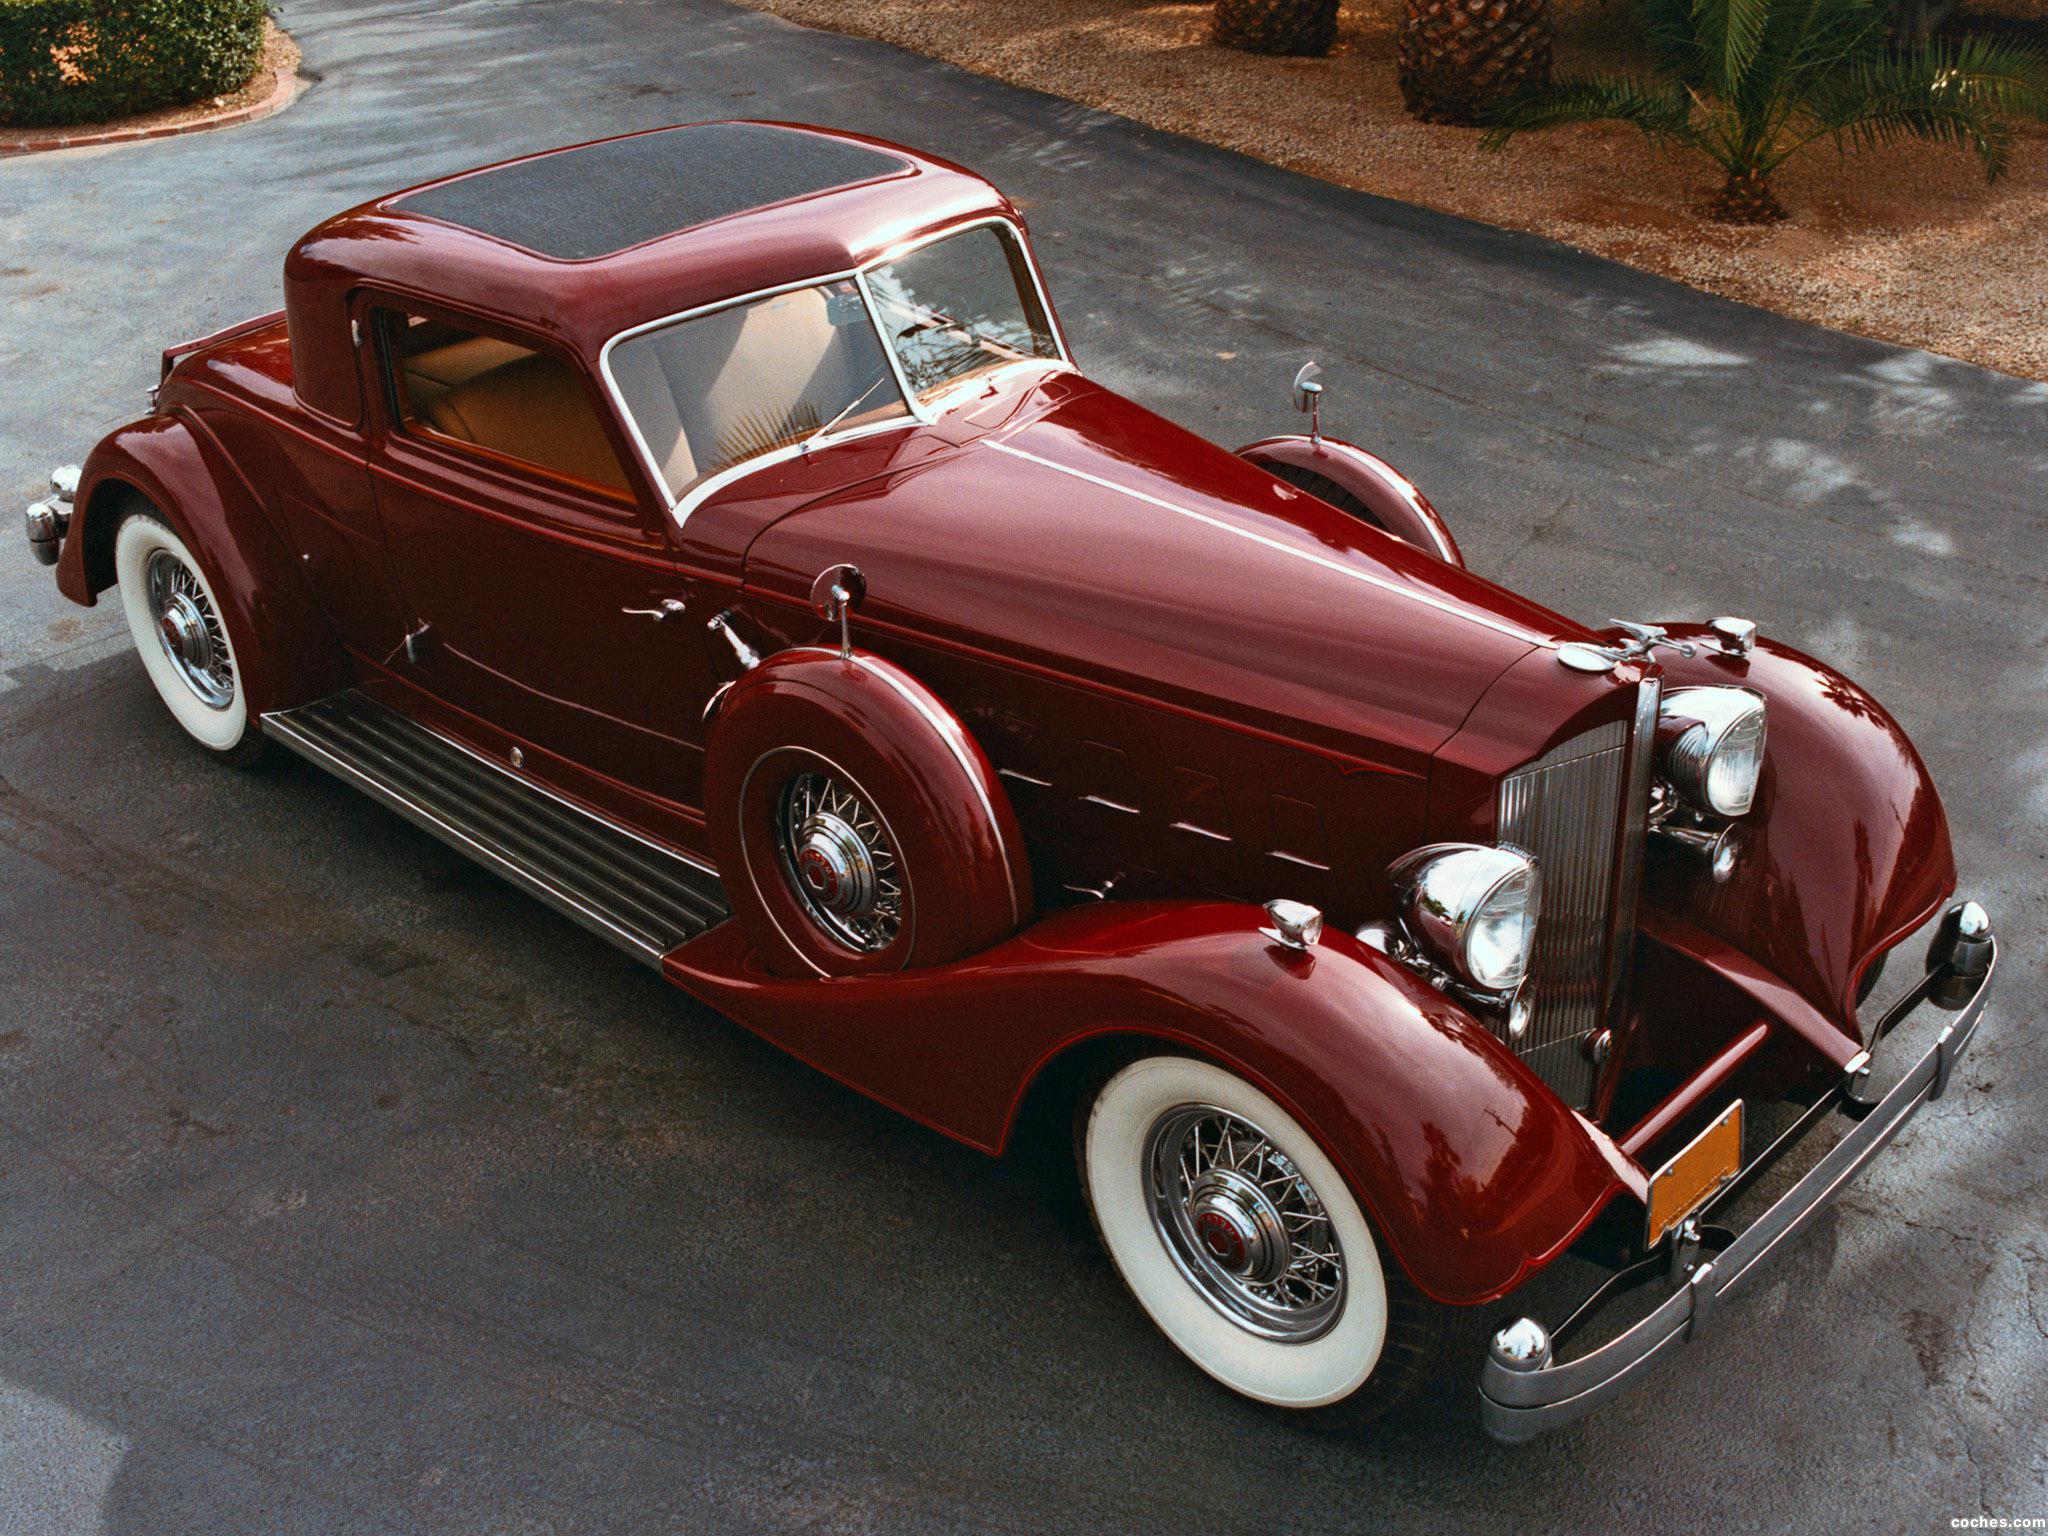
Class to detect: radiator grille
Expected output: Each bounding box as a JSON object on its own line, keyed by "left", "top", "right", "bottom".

{"left": 1495, "top": 684, "right": 1659, "bottom": 1108}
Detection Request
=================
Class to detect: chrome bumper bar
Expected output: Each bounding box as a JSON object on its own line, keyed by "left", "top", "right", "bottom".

{"left": 1480, "top": 903, "right": 1998, "bottom": 1442}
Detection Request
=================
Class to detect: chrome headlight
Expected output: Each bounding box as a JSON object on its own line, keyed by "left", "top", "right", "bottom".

{"left": 1659, "top": 687, "right": 1767, "bottom": 817}
{"left": 1388, "top": 843, "right": 1542, "bottom": 993}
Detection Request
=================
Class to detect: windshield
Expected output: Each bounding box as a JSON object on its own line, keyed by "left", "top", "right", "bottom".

{"left": 864, "top": 224, "right": 1061, "bottom": 401}
{"left": 607, "top": 278, "right": 911, "bottom": 504}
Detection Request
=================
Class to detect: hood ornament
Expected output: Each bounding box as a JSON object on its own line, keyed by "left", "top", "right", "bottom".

{"left": 1557, "top": 621, "right": 1700, "bottom": 674}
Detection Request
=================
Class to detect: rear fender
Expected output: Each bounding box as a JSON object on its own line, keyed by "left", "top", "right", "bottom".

{"left": 1639, "top": 627, "right": 1956, "bottom": 1041}
{"left": 666, "top": 900, "right": 1634, "bottom": 1305}
{"left": 61, "top": 413, "right": 349, "bottom": 714}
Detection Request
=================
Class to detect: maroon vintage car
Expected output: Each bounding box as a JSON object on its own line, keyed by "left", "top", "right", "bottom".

{"left": 27, "top": 122, "right": 1997, "bottom": 1437}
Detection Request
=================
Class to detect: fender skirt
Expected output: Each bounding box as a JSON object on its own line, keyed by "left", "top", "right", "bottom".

{"left": 666, "top": 901, "right": 1637, "bottom": 1306}
{"left": 59, "top": 413, "right": 349, "bottom": 715}
{"left": 1637, "top": 628, "right": 1957, "bottom": 1045}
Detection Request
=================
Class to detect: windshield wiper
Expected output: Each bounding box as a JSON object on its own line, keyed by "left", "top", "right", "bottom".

{"left": 799, "top": 373, "right": 892, "bottom": 456}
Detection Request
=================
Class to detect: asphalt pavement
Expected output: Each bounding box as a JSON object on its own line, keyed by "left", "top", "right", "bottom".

{"left": 1, "top": 0, "right": 2043, "bottom": 1530}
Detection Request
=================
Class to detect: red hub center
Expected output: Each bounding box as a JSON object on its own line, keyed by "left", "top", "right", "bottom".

{"left": 797, "top": 846, "right": 842, "bottom": 904}
{"left": 1195, "top": 1210, "right": 1248, "bottom": 1271}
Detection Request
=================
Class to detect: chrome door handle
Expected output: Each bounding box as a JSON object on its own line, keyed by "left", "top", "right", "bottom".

{"left": 623, "top": 598, "right": 687, "bottom": 622}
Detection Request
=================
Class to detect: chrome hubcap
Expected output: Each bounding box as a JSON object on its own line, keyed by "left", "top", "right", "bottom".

{"left": 145, "top": 549, "right": 234, "bottom": 709}
{"left": 776, "top": 772, "right": 901, "bottom": 952}
{"left": 1145, "top": 1104, "right": 1346, "bottom": 1341}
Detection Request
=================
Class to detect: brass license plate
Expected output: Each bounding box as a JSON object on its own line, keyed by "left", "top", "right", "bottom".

{"left": 1645, "top": 1100, "right": 1744, "bottom": 1248}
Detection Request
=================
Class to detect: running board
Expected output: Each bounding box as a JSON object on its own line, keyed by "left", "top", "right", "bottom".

{"left": 263, "top": 690, "right": 729, "bottom": 966}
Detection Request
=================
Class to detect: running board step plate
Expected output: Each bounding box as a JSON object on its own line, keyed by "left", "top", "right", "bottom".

{"left": 264, "top": 690, "right": 729, "bottom": 966}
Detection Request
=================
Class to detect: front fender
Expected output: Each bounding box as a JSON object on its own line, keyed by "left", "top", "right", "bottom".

{"left": 666, "top": 901, "right": 1633, "bottom": 1305}
{"left": 1236, "top": 434, "right": 1464, "bottom": 566}
{"left": 1641, "top": 626, "right": 1956, "bottom": 1038}
{"left": 61, "top": 413, "right": 349, "bottom": 715}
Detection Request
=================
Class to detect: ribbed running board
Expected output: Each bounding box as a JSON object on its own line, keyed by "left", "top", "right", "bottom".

{"left": 264, "top": 690, "right": 730, "bottom": 966}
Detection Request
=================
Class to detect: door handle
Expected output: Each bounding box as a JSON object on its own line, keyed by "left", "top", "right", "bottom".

{"left": 623, "top": 598, "right": 688, "bottom": 622}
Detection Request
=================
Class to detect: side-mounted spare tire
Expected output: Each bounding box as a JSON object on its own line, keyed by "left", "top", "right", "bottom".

{"left": 703, "top": 646, "right": 1033, "bottom": 978}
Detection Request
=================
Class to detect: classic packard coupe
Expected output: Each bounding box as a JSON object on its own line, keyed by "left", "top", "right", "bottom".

{"left": 27, "top": 123, "right": 1997, "bottom": 1437}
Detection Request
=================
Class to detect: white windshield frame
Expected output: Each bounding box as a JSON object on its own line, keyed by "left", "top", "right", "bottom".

{"left": 597, "top": 214, "right": 1071, "bottom": 529}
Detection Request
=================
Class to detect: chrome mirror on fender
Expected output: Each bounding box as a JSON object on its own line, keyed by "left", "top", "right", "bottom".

{"left": 1292, "top": 361, "right": 1324, "bottom": 444}
{"left": 810, "top": 563, "right": 866, "bottom": 660}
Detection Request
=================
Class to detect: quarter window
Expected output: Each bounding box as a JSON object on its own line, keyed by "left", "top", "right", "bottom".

{"left": 380, "top": 311, "right": 632, "bottom": 498}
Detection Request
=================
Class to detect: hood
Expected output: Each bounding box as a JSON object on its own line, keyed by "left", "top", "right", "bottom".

{"left": 741, "top": 379, "right": 1593, "bottom": 778}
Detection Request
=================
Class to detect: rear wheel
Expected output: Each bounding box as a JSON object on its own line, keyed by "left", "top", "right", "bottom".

{"left": 114, "top": 510, "right": 266, "bottom": 765}
{"left": 1079, "top": 1054, "right": 1447, "bottom": 1424}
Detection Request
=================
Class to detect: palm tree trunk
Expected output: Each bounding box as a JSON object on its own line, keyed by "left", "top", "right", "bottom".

{"left": 1398, "top": 0, "right": 1553, "bottom": 124}
{"left": 1213, "top": 0, "right": 1340, "bottom": 56}
{"left": 1708, "top": 169, "right": 1786, "bottom": 222}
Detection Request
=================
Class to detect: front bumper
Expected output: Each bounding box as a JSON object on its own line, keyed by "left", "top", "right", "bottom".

{"left": 1480, "top": 902, "right": 1998, "bottom": 1442}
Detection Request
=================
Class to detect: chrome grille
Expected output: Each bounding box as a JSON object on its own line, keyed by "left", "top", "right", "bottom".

{"left": 1495, "top": 686, "right": 1658, "bottom": 1108}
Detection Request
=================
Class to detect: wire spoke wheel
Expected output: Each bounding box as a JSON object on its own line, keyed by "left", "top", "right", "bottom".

{"left": 1144, "top": 1103, "right": 1347, "bottom": 1341}
{"left": 775, "top": 770, "right": 903, "bottom": 953}
{"left": 144, "top": 547, "right": 236, "bottom": 710}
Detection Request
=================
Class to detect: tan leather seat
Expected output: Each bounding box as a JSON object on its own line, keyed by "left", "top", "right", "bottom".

{"left": 402, "top": 335, "right": 530, "bottom": 411}
{"left": 425, "top": 353, "right": 631, "bottom": 495}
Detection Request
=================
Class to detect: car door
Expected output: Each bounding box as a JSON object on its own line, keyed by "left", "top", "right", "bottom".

{"left": 360, "top": 298, "right": 722, "bottom": 812}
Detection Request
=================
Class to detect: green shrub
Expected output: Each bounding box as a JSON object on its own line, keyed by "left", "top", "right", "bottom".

{"left": 0, "top": 0, "right": 271, "bottom": 128}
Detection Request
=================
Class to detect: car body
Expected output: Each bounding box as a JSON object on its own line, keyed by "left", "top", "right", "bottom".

{"left": 29, "top": 121, "right": 1998, "bottom": 1437}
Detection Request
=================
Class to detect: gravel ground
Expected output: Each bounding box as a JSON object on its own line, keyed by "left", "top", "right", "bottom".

{"left": 735, "top": 0, "right": 2048, "bottom": 379}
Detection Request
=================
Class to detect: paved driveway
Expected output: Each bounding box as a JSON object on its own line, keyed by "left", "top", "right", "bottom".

{"left": 1, "top": 1, "right": 2043, "bottom": 1530}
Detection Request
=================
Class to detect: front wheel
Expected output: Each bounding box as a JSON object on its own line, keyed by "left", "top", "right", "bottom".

{"left": 1079, "top": 1055, "right": 1447, "bottom": 1423}
{"left": 114, "top": 510, "right": 266, "bottom": 765}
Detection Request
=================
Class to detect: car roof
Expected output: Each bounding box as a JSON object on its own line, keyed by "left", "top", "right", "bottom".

{"left": 387, "top": 123, "right": 917, "bottom": 263}
{"left": 281, "top": 122, "right": 1021, "bottom": 419}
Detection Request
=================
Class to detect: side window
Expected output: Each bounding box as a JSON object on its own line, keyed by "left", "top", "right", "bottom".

{"left": 378, "top": 310, "right": 633, "bottom": 499}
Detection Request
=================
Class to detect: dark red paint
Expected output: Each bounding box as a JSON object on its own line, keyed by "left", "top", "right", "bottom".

{"left": 52, "top": 123, "right": 1963, "bottom": 1309}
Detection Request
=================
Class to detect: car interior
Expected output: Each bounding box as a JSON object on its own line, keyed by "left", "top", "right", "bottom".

{"left": 384, "top": 313, "right": 634, "bottom": 497}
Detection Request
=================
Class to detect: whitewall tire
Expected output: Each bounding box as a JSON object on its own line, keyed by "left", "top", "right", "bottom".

{"left": 1081, "top": 1055, "right": 1395, "bottom": 1411}
{"left": 114, "top": 511, "right": 261, "bottom": 761}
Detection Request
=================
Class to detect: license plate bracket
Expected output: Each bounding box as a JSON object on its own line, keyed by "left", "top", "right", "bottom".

{"left": 1645, "top": 1099, "right": 1744, "bottom": 1248}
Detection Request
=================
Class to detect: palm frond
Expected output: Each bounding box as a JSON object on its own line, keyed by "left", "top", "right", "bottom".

{"left": 1480, "top": 76, "right": 1696, "bottom": 149}
{"left": 1796, "top": 52, "right": 2020, "bottom": 177}
{"left": 1693, "top": 0, "right": 1775, "bottom": 94}
{"left": 1636, "top": 0, "right": 1702, "bottom": 75}
{"left": 1919, "top": 33, "right": 2048, "bottom": 121}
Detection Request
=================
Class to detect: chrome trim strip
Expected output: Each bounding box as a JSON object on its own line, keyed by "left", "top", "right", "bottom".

{"left": 985, "top": 441, "right": 1548, "bottom": 647}
{"left": 997, "top": 767, "right": 1054, "bottom": 788}
{"left": 1268, "top": 850, "right": 1333, "bottom": 871}
{"left": 1480, "top": 937, "right": 1998, "bottom": 1441}
{"left": 1170, "top": 820, "right": 1232, "bottom": 842}
{"left": 1080, "top": 794, "right": 1140, "bottom": 814}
